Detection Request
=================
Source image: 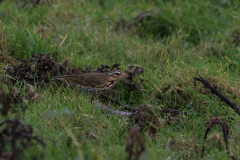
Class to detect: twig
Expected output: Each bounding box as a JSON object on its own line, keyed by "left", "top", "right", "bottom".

{"left": 201, "top": 117, "right": 229, "bottom": 158}
{"left": 95, "top": 102, "right": 134, "bottom": 117}
{"left": 101, "top": 105, "right": 134, "bottom": 117}
{"left": 59, "top": 34, "right": 68, "bottom": 47}
{"left": 47, "top": 0, "right": 51, "bottom": 5}
{"left": 194, "top": 75, "right": 240, "bottom": 115}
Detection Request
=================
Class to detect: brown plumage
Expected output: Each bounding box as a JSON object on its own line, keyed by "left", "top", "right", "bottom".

{"left": 51, "top": 70, "right": 129, "bottom": 94}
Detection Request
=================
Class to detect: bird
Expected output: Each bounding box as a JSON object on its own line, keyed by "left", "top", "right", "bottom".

{"left": 51, "top": 70, "right": 129, "bottom": 94}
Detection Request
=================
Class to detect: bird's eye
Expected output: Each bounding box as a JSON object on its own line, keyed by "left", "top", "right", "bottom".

{"left": 115, "top": 73, "right": 120, "bottom": 76}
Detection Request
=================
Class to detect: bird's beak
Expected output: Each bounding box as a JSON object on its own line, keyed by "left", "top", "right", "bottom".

{"left": 123, "top": 73, "right": 130, "bottom": 78}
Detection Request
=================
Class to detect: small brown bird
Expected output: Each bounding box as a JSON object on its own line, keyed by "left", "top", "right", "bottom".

{"left": 51, "top": 70, "right": 129, "bottom": 94}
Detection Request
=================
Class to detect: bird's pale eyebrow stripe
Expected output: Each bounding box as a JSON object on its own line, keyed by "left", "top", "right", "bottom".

{"left": 109, "top": 71, "right": 122, "bottom": 75}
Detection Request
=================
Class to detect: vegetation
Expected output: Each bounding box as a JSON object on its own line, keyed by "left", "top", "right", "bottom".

{"left": 1, "top": 0, "right": 240, "bottom": 159}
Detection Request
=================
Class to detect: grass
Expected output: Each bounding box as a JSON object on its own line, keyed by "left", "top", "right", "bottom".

{"left": 1, "top": 0, "right": 240, "bottom": 159}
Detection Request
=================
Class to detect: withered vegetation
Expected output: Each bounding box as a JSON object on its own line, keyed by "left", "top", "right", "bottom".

{"left": 201, "top": 117, "right": 229, "bottom": 158}
{"left": 128, "top": 104, "right": 162, "bottom": 136}
{"left": 0, "top": 78, "right": 45, "bottom": 159}
{"left": 125, "top": 127, "right": 146, "bottom": 160}
{"left": 5, "top": 52, "right": 68, "bottom": 85}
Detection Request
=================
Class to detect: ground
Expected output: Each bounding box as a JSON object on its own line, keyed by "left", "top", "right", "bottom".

{"left": 0, "top": 0, "right": 240, "bottom": 159}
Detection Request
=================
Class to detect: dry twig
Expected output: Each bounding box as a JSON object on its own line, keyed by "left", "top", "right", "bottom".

{"left": 194, "top": 75, "right": 240, "bottom": 115}
{"left": 201, "top": 117, "right": 229, "bottom": 158}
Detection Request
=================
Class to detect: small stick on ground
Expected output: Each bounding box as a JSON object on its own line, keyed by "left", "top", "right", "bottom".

{"left": 194, "top": 75, "right": 240, "bottom": 115}
{"left": 95, "top": 102, "right": 134, "bottom": 117}
{"left": 201, "top": 117, "right": 229, "bottom": 158}
{"left": 46, "top": 0, "right": 52, "bottom": 6}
